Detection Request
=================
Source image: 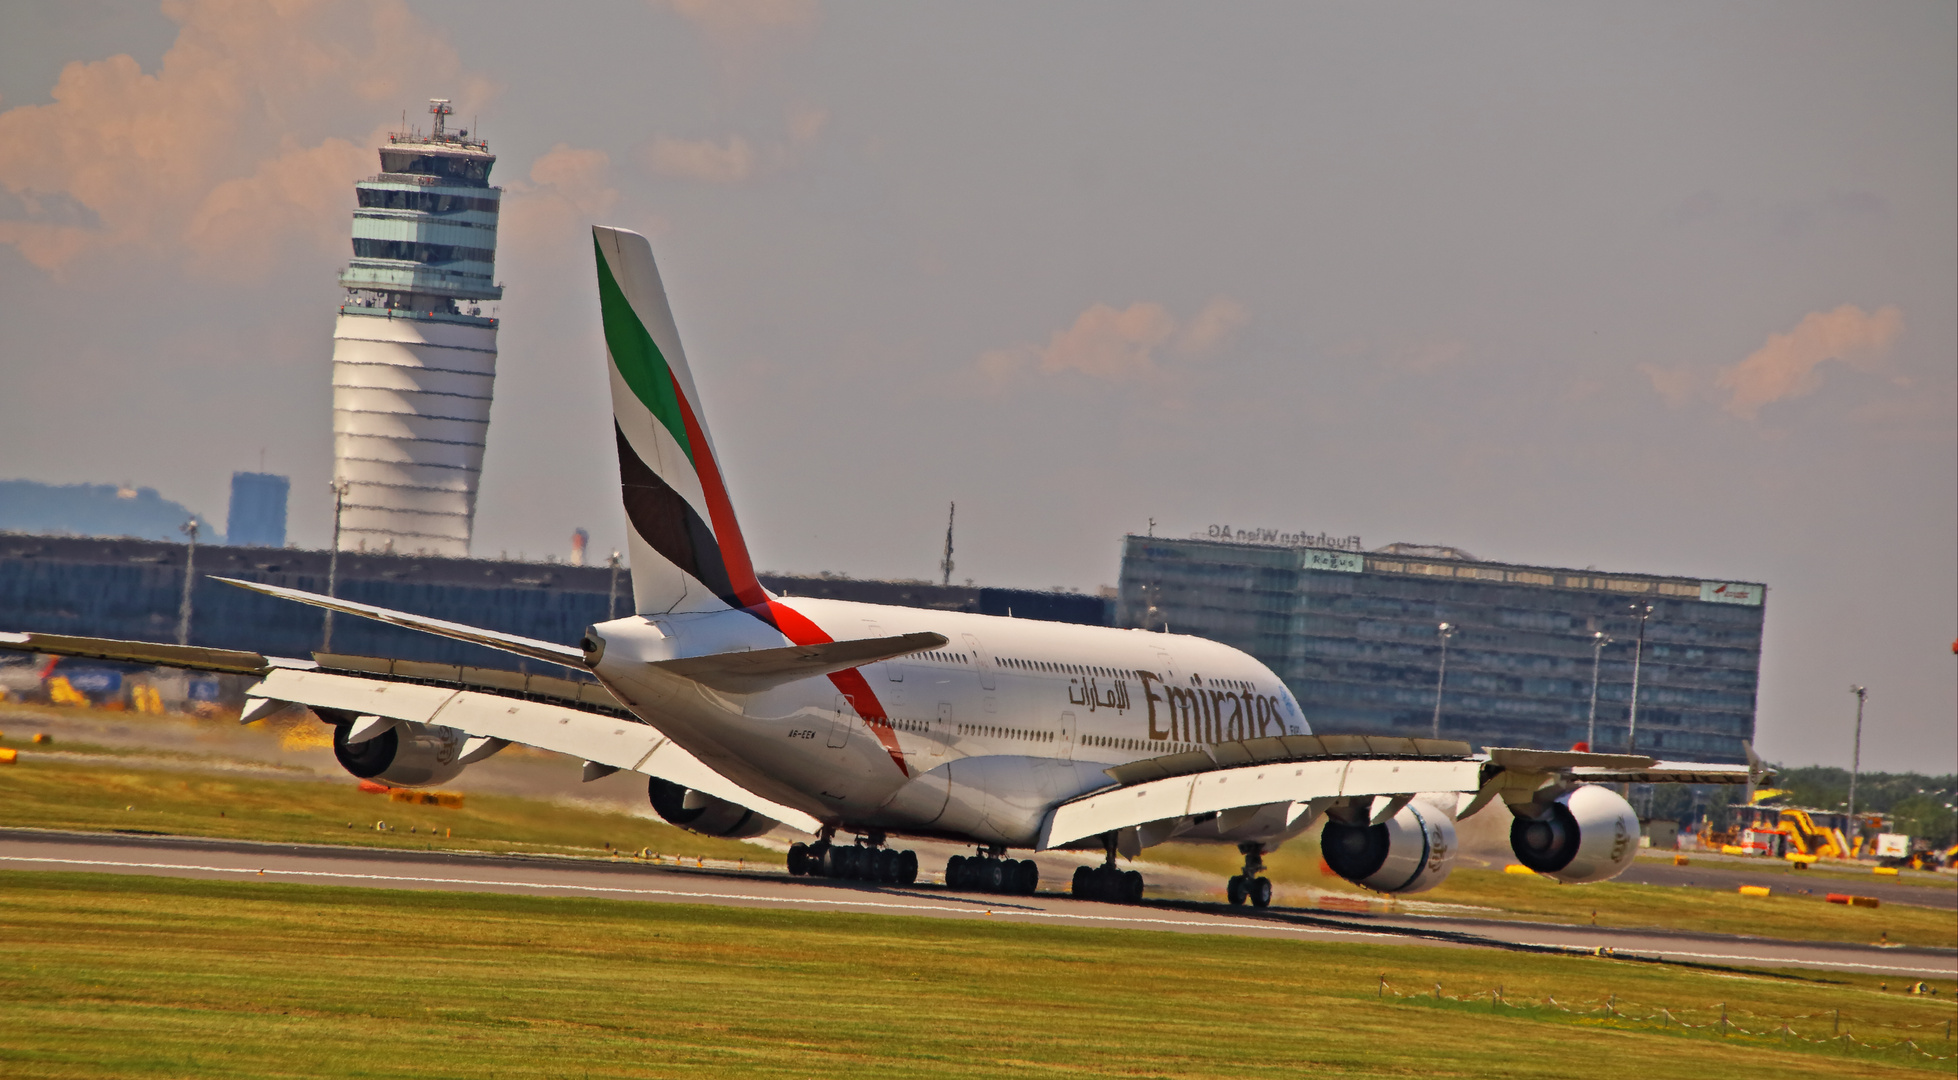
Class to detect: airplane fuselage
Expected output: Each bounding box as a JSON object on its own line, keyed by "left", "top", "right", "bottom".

{"left": 587, "top": 597, "right": 1309, "bottom": 849}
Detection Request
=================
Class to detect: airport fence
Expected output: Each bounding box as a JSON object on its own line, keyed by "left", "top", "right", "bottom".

{"left": 1376, "top": 976, "right": 1955, "bottom": 1063}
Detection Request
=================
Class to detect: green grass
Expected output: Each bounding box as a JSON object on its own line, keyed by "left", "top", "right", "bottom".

{"left": 1139, "top": 838, "right": 1958, "bottom": 950}
{"left": 0, "top": 873, "right": 1951, "bottom": 1078}
{"left": 0, "top": 751, "right": 781, "bottom": 866}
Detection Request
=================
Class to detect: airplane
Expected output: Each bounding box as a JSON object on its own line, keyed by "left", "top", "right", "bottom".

{"left": 0, "top": 225, "right": 1762, "bottom": 907}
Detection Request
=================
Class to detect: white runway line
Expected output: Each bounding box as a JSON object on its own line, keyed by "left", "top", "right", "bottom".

{"left": 8, "top": 853, "right": 1952, "bottom": 976}
{"left": 0, "top": 853, "right": 1406, "bottom": 940}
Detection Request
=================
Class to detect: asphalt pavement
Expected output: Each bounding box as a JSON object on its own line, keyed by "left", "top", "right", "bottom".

{"left": 3, "top": 828, "right": 1951, "bottom": 980}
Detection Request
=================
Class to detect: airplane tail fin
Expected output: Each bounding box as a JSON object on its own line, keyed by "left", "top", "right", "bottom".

{"left": 593, "top": 226, "right": 767, "bottom": 616}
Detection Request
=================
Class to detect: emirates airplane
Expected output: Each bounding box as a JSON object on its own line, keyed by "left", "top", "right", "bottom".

{"left": 2, "top": 226, "right": 1757, "bottom": 906}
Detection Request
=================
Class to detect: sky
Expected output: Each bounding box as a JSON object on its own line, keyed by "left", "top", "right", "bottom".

{"left": 0, "top": 1, "right": 1951, "bottom": 772}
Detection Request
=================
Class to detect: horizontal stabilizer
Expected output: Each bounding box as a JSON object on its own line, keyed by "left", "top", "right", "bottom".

{"left": 654, "top": 632, "right": 948, "bottom": 694}
{"left": 0, "top": 631, "right": 289, "bottom": 675}
{"left": 215, "top": 578, "right": 586, "bottom": 669}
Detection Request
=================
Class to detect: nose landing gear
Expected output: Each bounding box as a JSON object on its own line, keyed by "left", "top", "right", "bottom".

{"left": 1070, "top": 833, "right": 1145, "bottom": 904}
{"left": 788, "top": 832, "right": 919, "bottom": 885}
{"left": 1226, "top": 841, "right": 1273, "bottom": 908}
{"left": 944, "top": 845, "right": 1039, "bottom": 895}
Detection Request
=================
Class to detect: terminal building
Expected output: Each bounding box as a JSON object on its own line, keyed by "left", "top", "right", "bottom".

{"left": 1116, "top": 532, "right": 1765, "bottom": 763}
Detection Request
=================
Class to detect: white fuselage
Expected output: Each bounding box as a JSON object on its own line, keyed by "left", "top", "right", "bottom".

{"left": 587, "top": 597, "right": 1310, "bottom": 850}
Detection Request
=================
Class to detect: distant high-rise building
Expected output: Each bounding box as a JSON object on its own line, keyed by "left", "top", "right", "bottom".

{"left": 329, "top": 99, "right": 502, "bottom": 557}
{"left": 225, "top": 472, "right": 289, "bottom": 547}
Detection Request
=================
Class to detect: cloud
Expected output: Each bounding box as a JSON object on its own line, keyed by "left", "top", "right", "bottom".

{"left": 786, "top": 104, "right": 828, "bottom": 146}
{"left": 644, "top": 135, "right": 757, "bottom": 184}
{"left": 661, "top": 0, "right": 819, "bottom": 47}
{"left": 980, "top": 298, "right": 1249, "bottom": 385}
{"left": 0, "top": 0, "right": 477, "bottom": 274}
{"left": 499, "top": 144, "right": 623, "bottom": 267}
{"left": 182, "top": 136, "right": 375, "bottom": 278}
{"left": 1177, "top": 297, "right": 1250, "bottom": 355}
{"left": 1716, "top": 304, "right": 1903, "bottom": 419}
{"left": 1638, "top": 363, "right": 1700, "bottom": 409}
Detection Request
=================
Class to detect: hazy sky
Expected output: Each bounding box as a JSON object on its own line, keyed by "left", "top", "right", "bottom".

{"left": 1, "top": 2, "right": 1952, "bottom": 772}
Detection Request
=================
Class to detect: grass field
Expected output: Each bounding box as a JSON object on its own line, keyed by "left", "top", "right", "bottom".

{"left": 0, "top": 747, "right": 781, "bottom": 865}
{"left": 1140, "top": 838, "right": 1958, "bottom": 949}
{"left": 0, "top": 872, "right": 1952, "bottom": 1079}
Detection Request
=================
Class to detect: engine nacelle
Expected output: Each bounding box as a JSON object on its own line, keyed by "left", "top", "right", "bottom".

{"left": 332, "top": 720, "right": 467, "bottom": 787}
{"left": 1321, "top": 801, "right": 1457, "bottom": 894}
{"left": 647, "top": 777, "right": 778, "bottom": 839}
{"left": 1509, "top": 784, "right": 1639, "bottom": 883}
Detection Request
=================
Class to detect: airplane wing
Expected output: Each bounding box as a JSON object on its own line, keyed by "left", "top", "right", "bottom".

{"left": 0, "top": 630, "right": 820, "bottom": 835}
{"left": 243, "top": 667, "right": 822, "bottom": 833}
{"left": 1036, "top": 736, "right": 1765, "bottom": 851}
{"left": 212, "top": 577, "right": 587, "bottom": 668}
{"left": 0, "top": 631, "right": 298, "bottom": 675}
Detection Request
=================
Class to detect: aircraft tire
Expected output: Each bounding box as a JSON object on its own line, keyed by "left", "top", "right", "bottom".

{"left": 1251, "top": 877, "right": 1273, "bottom": 908}
{"left": 878, "top": 847, "right": 902, "bottom": 883}
{"left": 898, "top": 849, "right": 919, "bottom": 885}
{"left": 946, "top": 855, "right": 967, "bottom": 890}
{"left": 979, "top": 858, "right": 1004, "bottom": 892}
{"left": 1071, "top": 865, "right": 1092, "bottom": 897}
{"left": 788, "top": 843, "right": 810, "bottom": 876}
{"left": 1013, "top": 859, "right": 1039, "bottom": 895}
{"left": 1123, "top": 870, "right": 1145, "bottom": 904}
{"left": 1227, "top": 874, "right": 1247, "bottom": 906}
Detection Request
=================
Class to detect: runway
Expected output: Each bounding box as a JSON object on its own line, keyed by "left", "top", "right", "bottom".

{"left": 4, "top": 829, "right": 1952, "bottom": 979}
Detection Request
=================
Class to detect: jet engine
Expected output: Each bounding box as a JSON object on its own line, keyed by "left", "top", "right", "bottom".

{"left": 647, "top": 777, "right": 778, "bottom": 839}
{"left": 1320, "top": 800, "right": 1457, "bottom": 894}
{"left": 1508, "top": 784, "right": 1639, "bottom": 883}
{"left": 332, "top": 720, "right": 468, "bottom": 787}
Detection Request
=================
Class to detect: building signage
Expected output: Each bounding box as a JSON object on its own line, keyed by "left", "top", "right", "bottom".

{"left": 1301, "top": 549, "right": 1364, "bottom": 573}
{"left": 1699, "top": 581, "right": 1763, "bottom": 606}
{"left": 1197, "top": 524, "right": 1363, "bottom": 551}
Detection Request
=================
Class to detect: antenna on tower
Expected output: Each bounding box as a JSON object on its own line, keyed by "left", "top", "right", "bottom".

{"left": 940, "top": 502, "right": 955, "bottom": 587}
{"left": 429, "top": 98, "right": 452, "bottom": 138}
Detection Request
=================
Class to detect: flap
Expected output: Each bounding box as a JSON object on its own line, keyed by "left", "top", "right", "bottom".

{"left": 1569, "top": 763, "right": 1756, "bottom": 785}
{"left": 249, "top": 667, "right": 821, "bottom": 833}
{"left": 1485, "top": 746, "right": 1657, "bottom": 771}
{"left": 653, "top": 632, "right": 947, "bottom": 694}
{"left": 1041, "top": 755, "right": 1483, "bottom": 850}
{"left": 0, "top": 631, "right": 285, "bottom": 675}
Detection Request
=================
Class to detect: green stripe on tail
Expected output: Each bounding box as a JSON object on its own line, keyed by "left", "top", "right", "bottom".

{"left": 595, "top": 236, "right": 693, "bottom": 466}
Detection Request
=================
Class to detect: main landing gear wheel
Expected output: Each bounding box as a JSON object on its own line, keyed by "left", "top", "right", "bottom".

{"left": 1071, "top": 863, "right": 1145, "bottom": 904}
{"left": 1227, "top": 842, "right": 1273, "bottom": 908}
{"left": 786, "top": 839, "right": 918, "bottom": 885}
{"left": 942, "top": 850, "right": 1038, "bottom": 895}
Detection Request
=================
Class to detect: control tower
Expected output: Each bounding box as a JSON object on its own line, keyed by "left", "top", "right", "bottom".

{"left": 329, "top": 99, "right": 501, "bottom": 556}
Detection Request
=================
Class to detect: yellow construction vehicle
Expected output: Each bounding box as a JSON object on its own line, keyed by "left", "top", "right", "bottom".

{"left": 1732, "top": 804, "right": 1859, "bottom": 859}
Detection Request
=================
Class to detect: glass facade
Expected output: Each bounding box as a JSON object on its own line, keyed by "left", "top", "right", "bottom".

{"left": 1117, "top": 536, "right": 1764, "bottom": 763}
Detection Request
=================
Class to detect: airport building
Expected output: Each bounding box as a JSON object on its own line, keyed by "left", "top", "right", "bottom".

{"left": 0, "top": 536, "right": 1108, "bottom": 678}
{"left": 329, "top": 100, "right": 503, "bottom": 557}
{"left": 225, "top": 472, "right": 289, "bottom": 548}
{"left": 1117, "top": 533, "right": 1765, "bottom": 763}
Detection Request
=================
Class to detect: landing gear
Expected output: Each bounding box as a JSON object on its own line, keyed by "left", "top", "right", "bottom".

{"left": 943, "top": 846, "right": 1039, "bottom": 895}
{"left": 1226, "top": 842, "right": 1273, "bottom": 909}
{"left": 787, "top": 836, "right": 918, "bottom": 885}
{"left": 1070, "top": 834, "right": 1145, "bottom": 904}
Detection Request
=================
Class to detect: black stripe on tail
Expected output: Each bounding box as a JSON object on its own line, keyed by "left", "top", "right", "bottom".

{"left": 615, "top": 422, "right": 739, "bottom": 608}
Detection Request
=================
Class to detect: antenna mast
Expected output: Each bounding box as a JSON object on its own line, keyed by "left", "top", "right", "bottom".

{"left": 940, "top": 502, "right": 955, "bottom": 586}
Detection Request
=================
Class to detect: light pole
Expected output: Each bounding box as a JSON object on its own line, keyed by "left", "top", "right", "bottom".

{"left": 322, "top": 479, "right": 350, "bottom": 652}
{"left": 606, "top": 549, "right": 622, "bottom": 621}
{"left": 1585, "top": 631, "right": 1612, "bottom": 752}
{"left": 1847, "top": 685, "right": 1867, "bottom": 849}
{"left": 1431, "top": 622, "right": 1455, "bottom": 739}
{"left": 175, "top": 519, "right": 199, "bottom": 646}
{"left": 1624, "top": 601, "right": 1654, "bottom": 754}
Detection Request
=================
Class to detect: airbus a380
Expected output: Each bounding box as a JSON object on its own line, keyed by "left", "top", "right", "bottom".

{"left": 2, "top": 226, "right": 1758, "bottom": 906}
